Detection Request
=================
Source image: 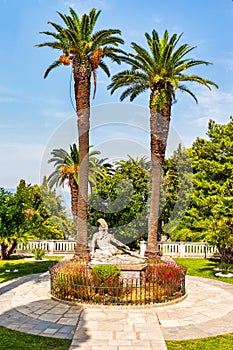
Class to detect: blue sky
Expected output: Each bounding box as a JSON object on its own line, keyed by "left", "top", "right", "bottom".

{"left": 1, "top": 0, "right": 233, "bottom": 188}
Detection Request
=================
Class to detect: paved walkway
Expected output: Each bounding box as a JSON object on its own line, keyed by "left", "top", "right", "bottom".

{"left": 0, "top": 272, "right": 233, "bottom": 350}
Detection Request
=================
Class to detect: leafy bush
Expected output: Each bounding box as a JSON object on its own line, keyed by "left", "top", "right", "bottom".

{"left": 50, "top": 259, "right": 90, "bottom": 301}
{"left": 90, "top": 264, "right": 122, "bottom": 296}
{"left": 146, "top": 258, "right": 185, "bottom": 288}
{"left": 220, "top": 262, "right": 230, "bottom": 274}
{"left": 90, "top": 264, "right": 121, "bottom": 286}
{"left": 32, "top": 248, "right": 45, "bottom": 260}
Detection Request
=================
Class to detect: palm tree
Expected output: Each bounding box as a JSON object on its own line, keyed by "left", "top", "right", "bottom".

{"left": 35, "top": 7, "right": 124, "bottom": 258}
{"left": 109, "top": 29, "right": 218, "bottom": 258}
{"left": 116, "top": 155, "right": 151, "bottom": 170}
{"left": 88, "top": 156, "right": 113, "bottom": 192}
{"left": 48, "top": 144, "right": 108, "bottom": 225}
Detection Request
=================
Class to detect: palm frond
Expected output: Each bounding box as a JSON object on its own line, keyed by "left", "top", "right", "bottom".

{"left": 34, "top": 41, "right": 64, "bottom": 49}
{"left": 38, "top": 31, "right": 60, "bottom": 39}
{"left": 131, "top": 42, "right": 155, "bottom": 70}
{"left": 89, "top": 8, "right": 101, "bottom": 32}
{"left": 178, "top": 84, "right": 198, "bottom": 103}
{"left": 110, "top": 28, "right": 218, "bottom": 107}
{"left": 128, "top": 85, "right": 148, "bottom": 101}
{"left": 98, "top": 60, "right": 110, "bottom": 76}
{"left": 179, "top": 74, "right": 218, "bottom": 89}
{"left": 46, "top": 21, "right": 64, "bottom": 34}
{"left": 69, "top": 7, "right": 81, "bottom": 27}
{"left": 44, "top": 60, "right": 62, "bottom": 78}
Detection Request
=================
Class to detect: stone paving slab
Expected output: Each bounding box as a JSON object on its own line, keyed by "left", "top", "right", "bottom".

{"left": 158, "top": 276, "right": 233, "bottom": 340}
{"left": 69, "top": 306, "right": 167, "bottom": 350}
{"left": 0, "top": 272, "right": 82, "bottom": 339}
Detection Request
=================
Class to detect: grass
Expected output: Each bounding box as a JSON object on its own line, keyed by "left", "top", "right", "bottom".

{"left": 0, "top": 255, "right": 64, "bottom": 283}
{"left": 0, "top": 326, "right": 71, "bottom": 350}
{"left": 174, "top": 257, "right": 233, "bottom": 284}
{"left": 0, "top": 254, "right": 71, "bottom": 350}
{"left": 166, "top": 333, "right": 233, "bottom": 350}
{"left": 165, "top": 258, "right": 233, "bottom": 349}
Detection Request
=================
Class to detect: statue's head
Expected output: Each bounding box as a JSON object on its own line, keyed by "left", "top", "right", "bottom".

{"left": 97, "top": 218, "right": 108, "bottom": 232}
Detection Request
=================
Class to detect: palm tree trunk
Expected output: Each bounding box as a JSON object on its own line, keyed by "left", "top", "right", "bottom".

{"left": 69, "top": 176, "right": 79, "bottom": 228}
{"left": 73, "top": 59, "right": 91, "bottom": 259}
{"left": 145, "top": 97, "right": 171, "bottom": 258}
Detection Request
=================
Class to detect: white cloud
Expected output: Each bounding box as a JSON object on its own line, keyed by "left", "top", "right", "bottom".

{"left": 192, "top": 116, "right": 210, "bottom": 127}
{"left": 190, "top": 88, "right": 233, "bottom": 123}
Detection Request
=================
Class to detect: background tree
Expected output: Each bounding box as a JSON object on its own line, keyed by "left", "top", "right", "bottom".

{"left": 207, "top": 198, "right": 233, "bottom": 263}
{"left": 16, "top": 179, "right": 72, "bottom": 240}
{"left": 88, "top": 156, "right": 150, "bottom": 248}
{"left": 48, "top": 144, "right": 110, "bottom": 226}
{"left": 160, "top": 145, "right": 193, "bottom": 239}
{"left": 36, "top": 7, "right": 124, "bottom": 259}
{"left": 0, "top": 188, "right": 27, "bottom": 260}
{"left": 109, "top": 29, "right": 218, "bottom": 257}
{"left": 172, "top": 117, "right": 233, "bottom": 252}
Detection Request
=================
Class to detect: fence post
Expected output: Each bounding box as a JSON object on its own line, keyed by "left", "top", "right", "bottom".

{"left": 140, "top": 241, "right": 147, "bottom": 256}
{"left": 180, "top": 242, "right": 186, "bottom": 258}
{"left": 49, "top": 240, "right": 55, "bottom": 254}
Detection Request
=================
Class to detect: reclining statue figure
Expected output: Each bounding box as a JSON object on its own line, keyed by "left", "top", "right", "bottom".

{"left": 90, "top": 218, "right": 144, "bottom": 259}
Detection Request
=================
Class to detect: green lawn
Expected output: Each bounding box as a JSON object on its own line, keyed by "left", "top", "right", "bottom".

{"left": 166, "top": 333, "right": 233, "bottom": 350}
{"left": 0, "top": 326, "right": 71, "bottom": 350}
{"left": 174, "top": 257, "right": 233, "bottom": 284}
{"left": 0, "top": 255, "right": 63, "bottom": 283}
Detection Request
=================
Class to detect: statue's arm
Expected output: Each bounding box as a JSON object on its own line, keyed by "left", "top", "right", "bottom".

{"left": 109, "top": 234, "right": 130, "bottom": 250}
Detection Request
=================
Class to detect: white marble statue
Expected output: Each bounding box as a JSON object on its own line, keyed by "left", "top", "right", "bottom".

{"left": 90, "top": 218, "right": 144, "bottom": 261}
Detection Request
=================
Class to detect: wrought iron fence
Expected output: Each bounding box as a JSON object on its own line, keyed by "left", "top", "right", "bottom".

{"left": 50, "top": 268, "right": 185, "bottom": 305}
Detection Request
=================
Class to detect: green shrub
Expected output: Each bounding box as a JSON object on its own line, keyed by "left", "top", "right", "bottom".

{"left": 32, "top": 248, "right": 45, "bottom": 260}
{"left": 221, "top": 262, "right": 230, "bottom": 274}
{"left": 90, "top": 264, "right": 122, "bottom": 298}
{"left": 50, "top": 261, "right": 123, "bottom": 302}
{"left": 91, "top": 264, "right": 121, "bottom": 287}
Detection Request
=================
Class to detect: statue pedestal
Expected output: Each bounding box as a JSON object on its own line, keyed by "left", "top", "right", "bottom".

{"left": 118, "top": 264, "right": 147, "bottom": 280}
{"left": 90, "top": 254, "right": 147, "bottom": 281}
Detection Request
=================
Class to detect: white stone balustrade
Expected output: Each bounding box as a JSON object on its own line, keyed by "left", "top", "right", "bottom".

{"left": 16, "top": 240, "right": 76, "bottom": 255}
{"left": 16, "top": 239, "right": 219, "bottom": 258}
{"left": 154, "top": 241, "right": 218, "bottom": 258}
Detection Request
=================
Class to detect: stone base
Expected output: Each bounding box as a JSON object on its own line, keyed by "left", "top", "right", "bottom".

{"left": 119, "top": 264, "right": 147, "bottom": 280}
{"left": 89, "top": 254, "right": 147, "bottom": 281}
{"left": 90, "top": 253, "right": 146, "bottom": 266}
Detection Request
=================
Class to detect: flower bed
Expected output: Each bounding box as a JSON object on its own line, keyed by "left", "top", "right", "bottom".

{"left": 50, "top": 258, "right": 185, "bottom": 305}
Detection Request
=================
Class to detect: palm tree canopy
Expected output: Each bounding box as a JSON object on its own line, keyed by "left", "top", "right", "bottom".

{"left": 35, "top": 7, "right": 125, "bottom": 95}
{"left": 47, "top": 144, "right": 110, "bottom": 189}
{"left": 116, "top": 155, "right": 151, "bottom": 171}
{"left": 109, "top": 29, "right": 218, "bottom": 109}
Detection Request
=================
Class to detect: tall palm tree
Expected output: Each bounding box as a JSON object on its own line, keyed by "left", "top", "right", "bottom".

{"left": 109, "top": 29, "right": 218, "bottom": 258}
{"left": 35, "top": 7, "right": 124, "bottom": 258}
{"left": 48, "top": 144, "right": 108, "bottom": 225}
